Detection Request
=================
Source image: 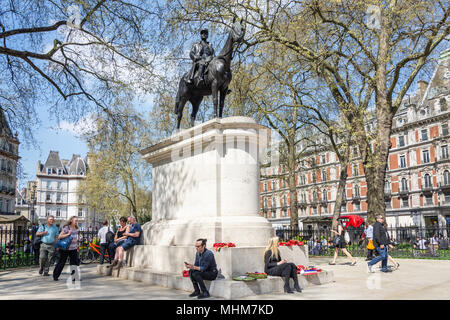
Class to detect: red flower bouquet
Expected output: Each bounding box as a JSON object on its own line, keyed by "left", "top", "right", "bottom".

{"left": 213, "top": 242, "right": 236, "bottom": 251}
{"left": 182, "top": 270, "right": 190, "bottom": 277}
{"left": 280, "top": 240, "right": 305, "bottom": 247}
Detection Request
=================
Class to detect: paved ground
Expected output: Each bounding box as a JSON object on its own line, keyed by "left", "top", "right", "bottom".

{"left": 1, "top": 256, "right": 449, "bottom": 300}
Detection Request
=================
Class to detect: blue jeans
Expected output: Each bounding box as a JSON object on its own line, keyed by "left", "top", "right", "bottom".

{"left": 368, "top": 246, "right": 388, "bottom": 271}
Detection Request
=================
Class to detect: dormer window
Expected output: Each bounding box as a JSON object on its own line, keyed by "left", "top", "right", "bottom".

{"left": 57, "top": 169, "right": 62, "bottom": 175}
{"left": 47, "top": 168, "right": 52, "bottom": 174}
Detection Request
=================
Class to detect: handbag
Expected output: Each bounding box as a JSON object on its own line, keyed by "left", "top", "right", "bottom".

{"left": 367, "top": 240, "right": 375, "bottom": 250}
{"left": 56, "top": 233, "right": 72, "bottom": 250}
{"left": 333, "top": 236, "right": 341, "bottom": 246}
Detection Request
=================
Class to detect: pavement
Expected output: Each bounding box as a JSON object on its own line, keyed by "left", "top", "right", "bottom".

{"left": 1, "top": 256, "right": 449, "bottom": 300}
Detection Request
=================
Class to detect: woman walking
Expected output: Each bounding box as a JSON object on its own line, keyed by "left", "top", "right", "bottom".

{"left": 263, "top": 237, "right": 302, "bottom": 294}
{"left": 53, "top": 216, "right": 80, "bottom": 281}
{"left": 329, "top": 219, "right": 357, "bottom": 266}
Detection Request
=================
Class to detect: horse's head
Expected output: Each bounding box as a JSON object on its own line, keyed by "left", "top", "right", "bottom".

{"left": 231, "top": 17, "right": 244, "bottom": 42}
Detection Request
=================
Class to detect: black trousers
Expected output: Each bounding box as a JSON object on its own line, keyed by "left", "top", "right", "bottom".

{"left": 99, "top": 243, "right": 114, "bottom": 264}
{"left": 189, "top": 269, "right": 217, "bottom": 293}
{"left": 53, "top": 249, "right": 79, "bottom": 280}
{"left": 267, "top": 262, "right": 297, "bottom": 278}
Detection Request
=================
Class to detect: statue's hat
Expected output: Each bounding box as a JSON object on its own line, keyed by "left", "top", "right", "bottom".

{"left": 200, "top": 29, "right": 209, "bottom": 35}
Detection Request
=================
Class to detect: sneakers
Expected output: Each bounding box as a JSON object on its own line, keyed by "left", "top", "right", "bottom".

{"left": 38, "top": 268, "right": 43, "bottom": 275}
{"left": 189, "top": 291, "right": 201, "bottom": 297}
{"left": 367, "top": 263, "right": 374, "bottom": 273}
{"left": 350, "top": 261, "right": 357, "bottom": 266}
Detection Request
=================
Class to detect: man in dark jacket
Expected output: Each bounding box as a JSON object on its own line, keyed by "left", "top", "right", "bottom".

{"left": 185, "top": 238, "right": 218, "bottom": 299}
{"left": 367, "top": 215, "right": 391, "bottom": 273}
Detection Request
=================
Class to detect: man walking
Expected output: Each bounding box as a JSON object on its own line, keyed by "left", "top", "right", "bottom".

{"left": 36, "top": 216, "right": 59, "bottom": 276}
{"left": 185, "top": 238, "right": 218, "bottom": 299}
{"left": 367, "top": 215, "right": 391, "bottom": 273}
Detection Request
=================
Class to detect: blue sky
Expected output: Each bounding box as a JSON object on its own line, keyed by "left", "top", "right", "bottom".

{"left": 18, "top": 118, "right": 88, "bottom": 189}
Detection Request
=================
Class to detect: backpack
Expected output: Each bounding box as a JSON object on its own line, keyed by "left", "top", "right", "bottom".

{"left": 105, "top": 228, "right": 115, "bottom": 244}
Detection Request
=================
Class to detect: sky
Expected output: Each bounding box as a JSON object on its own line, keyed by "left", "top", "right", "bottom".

{"left": 17, "top": 115, "right": 89, "bottom": 189}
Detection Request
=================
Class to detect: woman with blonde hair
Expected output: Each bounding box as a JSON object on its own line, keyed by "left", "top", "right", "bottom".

{"left": 263, "top": 237, "right": 302, "bottom": 293}
{"left": 53, "top": 216, "right": 80, "bottom": 281}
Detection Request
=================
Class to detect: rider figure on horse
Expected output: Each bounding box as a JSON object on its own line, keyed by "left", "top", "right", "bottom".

{"left": 187, "top": 29, "right": 215, "bottom": 86}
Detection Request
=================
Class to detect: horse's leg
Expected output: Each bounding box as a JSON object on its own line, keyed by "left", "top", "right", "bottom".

{"left": 211, "top": 80, "right": 218, "bottom": 118}
{"left": 190, "top": 96, "right": 203, "bottom": 127}
{"left": 176, "top": 98, "right": 187, "bottom": 129}
{"left": 219, "top": 88, "right": 227, "bottom": 118}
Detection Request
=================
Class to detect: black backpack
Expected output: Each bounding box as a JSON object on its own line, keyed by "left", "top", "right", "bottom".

{"left": 105, "top": 228, "right": 115, "bottom": 244}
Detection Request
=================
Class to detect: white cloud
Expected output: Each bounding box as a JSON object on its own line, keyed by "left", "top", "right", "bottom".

{"left": 53, "top": 114, "right": 97, "bottom": 136}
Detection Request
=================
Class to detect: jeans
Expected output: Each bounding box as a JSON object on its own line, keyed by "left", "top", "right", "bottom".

{"left": 368, "top": 246, "right": 388, "bottom": 271}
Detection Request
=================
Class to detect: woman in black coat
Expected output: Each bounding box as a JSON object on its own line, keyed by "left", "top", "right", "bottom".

{"left": 264, "top": 237, "right": 302, "bottom": 293}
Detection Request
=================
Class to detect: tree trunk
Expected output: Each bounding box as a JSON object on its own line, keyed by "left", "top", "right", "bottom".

{"left": 288, "top": 133, "right": 298, "bottom": 228}
{"left": 331, "top": 163, "right": 349, "bottom": 231}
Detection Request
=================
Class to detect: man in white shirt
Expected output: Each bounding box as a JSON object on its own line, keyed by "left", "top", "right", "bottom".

{"left": 97, "top": 220, "right": 114, "bottom": 264}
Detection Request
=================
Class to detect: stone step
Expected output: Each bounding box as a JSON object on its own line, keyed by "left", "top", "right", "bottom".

{"left": 97, "top": 265, "right": 334, "bottom": 299}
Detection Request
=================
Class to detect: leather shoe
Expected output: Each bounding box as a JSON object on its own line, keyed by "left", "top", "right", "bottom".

{"left": 189, "top": 291, "right": 200, "bottom": 297}
{"left": 197, "top": 291, "right": 210, "bottom": 299}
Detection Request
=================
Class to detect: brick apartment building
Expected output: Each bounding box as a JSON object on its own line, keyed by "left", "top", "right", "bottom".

{"left": 260, "top": 48, "right": 450, "bottom": 230}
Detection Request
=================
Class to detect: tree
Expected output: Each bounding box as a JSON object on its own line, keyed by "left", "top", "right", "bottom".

{"left": 164, "top": 0, "right": 450, "bottom": 222}
{"left": 0, "top": 0, "right": 159, "bottom": 144}
{"left": 78, "top": 108, "right": 152, "bottom": 223}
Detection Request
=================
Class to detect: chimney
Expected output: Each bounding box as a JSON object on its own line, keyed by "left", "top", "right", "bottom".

{"left": 37, "top": 160, "right": 41, "bottom": 173}
{"left": 417, "top": 80, "right": 429, "bottom": 101}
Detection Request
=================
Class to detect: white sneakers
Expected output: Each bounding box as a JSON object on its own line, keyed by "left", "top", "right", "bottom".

{"left": 367, "top": 263, "right": 374, "bottom": 273}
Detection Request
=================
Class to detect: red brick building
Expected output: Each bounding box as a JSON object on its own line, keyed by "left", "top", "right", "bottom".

{"left": 260, "top": 48, "right": 450, "bottom": 230}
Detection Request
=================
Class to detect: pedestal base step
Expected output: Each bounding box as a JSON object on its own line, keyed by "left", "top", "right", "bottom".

{"left": 97, "top": 265, "right": 334, "bottom": 299}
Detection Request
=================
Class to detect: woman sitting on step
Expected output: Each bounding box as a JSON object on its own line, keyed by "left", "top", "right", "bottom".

{"left": 263, "top": 237, "right": 302, "bottom": 294}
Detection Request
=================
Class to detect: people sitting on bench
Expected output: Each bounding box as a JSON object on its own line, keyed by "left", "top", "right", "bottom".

{"left": 111, "top": 216, "right": 141, "bottom": 269}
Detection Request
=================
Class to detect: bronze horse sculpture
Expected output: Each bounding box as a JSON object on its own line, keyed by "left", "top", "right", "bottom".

{"left": 174, "top": 19, "right": 244, "bottom": 129}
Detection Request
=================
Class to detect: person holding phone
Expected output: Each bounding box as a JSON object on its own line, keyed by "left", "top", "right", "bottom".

{"left": 185, "top": 238, "right": 218, "bottom": 299}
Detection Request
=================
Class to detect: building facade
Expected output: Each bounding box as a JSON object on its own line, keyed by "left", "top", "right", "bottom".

{"left": 35, "top": 151, "right": 92, "bottom": 229}
{"left": 0, "top": 109, "right": 19, "bottom": 215}
{"left": 260, "top": 48, "right": 450, "bottom": 230}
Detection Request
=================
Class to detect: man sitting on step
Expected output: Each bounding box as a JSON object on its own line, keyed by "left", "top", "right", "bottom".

{"left": 185, "top": 238, "right": 218, "bottom": 299}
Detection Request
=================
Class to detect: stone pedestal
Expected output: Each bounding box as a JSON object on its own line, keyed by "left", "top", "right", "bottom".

{"left": 139, "top": 116, "right": 274, "bottom": 248}
{"left": 98, "top": 117, "right": 334, "bottom": 298}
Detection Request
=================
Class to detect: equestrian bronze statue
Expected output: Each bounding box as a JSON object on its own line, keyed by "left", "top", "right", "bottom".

{"left": 174, "top": 18, "right": 244, "bottom": 129}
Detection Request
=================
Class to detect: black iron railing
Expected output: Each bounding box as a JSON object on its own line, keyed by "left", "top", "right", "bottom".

{"left": 275, "top": 225, "right": 450, "bottom": 260}
{"left": 0, "top": 226, "right": 99, "bottom": 270}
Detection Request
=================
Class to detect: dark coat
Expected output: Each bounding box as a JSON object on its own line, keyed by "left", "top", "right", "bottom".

{"left": 373, "top": 221, "right": 390, "bottom": 247}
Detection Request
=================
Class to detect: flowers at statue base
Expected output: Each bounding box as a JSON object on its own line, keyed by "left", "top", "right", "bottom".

{"left": 279, "top": 240, "right": 305, "bottom": 247}
{"left": 246, "top": 272, "right": 268, "bottom": 279}
{"left": 213, "top": 242, "right": 236, "bottom": 251}
{"left": 182, "top": 270, "right": 190, "bottom": 277}
{"left": 296, "top": 265, "right": 322, "bottom": 275}
{"left": 296, "top": 265, "right": 307, "bottom": 274}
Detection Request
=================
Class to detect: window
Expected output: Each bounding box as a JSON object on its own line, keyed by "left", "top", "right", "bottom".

{"left": 402, "top": 197, "right": 409, "bottom": 207}
{"left": 400, "top": 155, "right": 407, "bottom": 168}
{"left": 56, "top": 193, "right": 62, "bottom": 202}
{"left": 263, "top": 182, "right": 267, "bottom": 191}
{"left": 312, "top": 190, "right": 318, "bottom": 202}
{"left": 46, "top": 193, "right": 51, "bottom": 202}
{"left": 445, "top": 194, "right": 450, "bottom": 203}
{"left": 282, "top": 195, "right": 287, "bottom": 207}
{"left": 401, "top": 178, "right": 408, "bottom": 191}
{"left": 57, "top": 169, "right": 62, "bottom": 175}
{"left": 264, "top": 198, "right": 268, "bottom": 208}
{"left": 443, "top": 123, "right": 449, "bottom": 136}
{"left": 421, "top": 129, "right": 428, "bottom": 141}
{"left": 47, "top": 168, "right": 52, "bottom": 174}
{"left": 312, "top": 171, "right": 316, "bottom": 183}
{"left": 425, "top": 195, "right": 433, "bottom": 206}
{"left": 442, "top": 145, "right": 449, "bottom": 159}
{"left": 424, "top": 174, "right": 432, "bottom": 188}
{"left": 322, "top": 189, "right": 328, "bottom": 201}
{"left": 322, "top": 170, "right": 327, "bottom": 182}
{"left": 272, "top": 197, "right": 276, "bottom": 208}
{"left": 78, "top": 208, "right": 83, "bottom": 217}
{"left": 385, "top": 200, "right": 391, "bottom": 209}
{"left": 353, "top": 147, "right": 358, "bottom": 158}
{"left": 272, "top": 210, "right": 277, "bottom": 218}
{"left": 444, "top": 170, "right": 450, "bottom": 186}
{"left": 321, "top": 154, "right": 326, "bottom": 164}
{"left": 353, "top": 164, "right": 359, "bottom": 177}
{"left": 46, "top": 181, "right": 51, "bottom": 189}
{"left": 354, "top": 185, "right": 360, "bottom": 197}
{"left": 422, "top": 150, "right": 430, "bottom": 163}
{"left": 57, "top": 181, "right": 62, "bottom": 190}
{"left": 384, "top": 181, "right": 391, "bottom": 193}
{"left": 398, "top": 136, "right": 405, "bottom": 147}
{"left": 56, "top": 209, "right": 61, "bottom": 217}
{"left": 341, "top": 202, "right": 347, "bottom": 213}
{"left": 354, "top": 202, "right": 361, "bottom": 211}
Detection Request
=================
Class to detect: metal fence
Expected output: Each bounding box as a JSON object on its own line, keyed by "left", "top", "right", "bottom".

{"left": 0, "top": 226, "right": 98, "bottom": 270}
{"left": 275, "top": 225, "right": 450, "bottom": 260}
